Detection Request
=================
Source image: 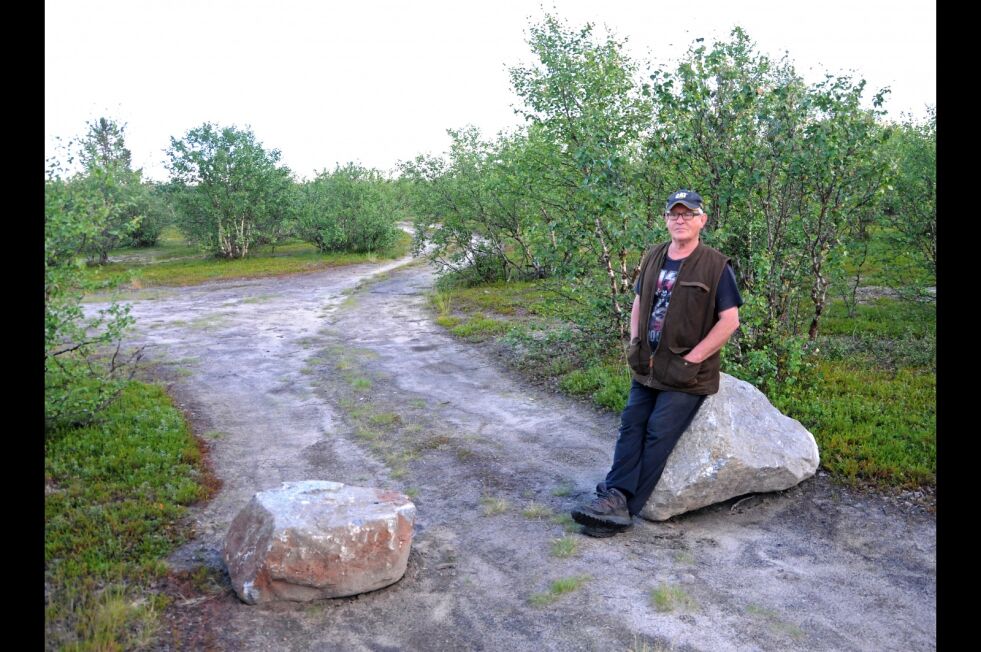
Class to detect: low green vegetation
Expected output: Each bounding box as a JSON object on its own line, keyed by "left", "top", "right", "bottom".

{"left": 745, "top": 603, "right": 807, "bottom": 640}
{"left": 45, "top": 381, "right": 213, "bottom": 651}
{"left": 369, "top": 412, "right": 402, "bottom": 426}
{"left": 521, "top": 502, "right": 553, "bottom": 519}
{"left": 81, "top": 230, "right": 411, "bottom": 292}
{"left": 481, "top": 496, "right": 510, "bottom": 516}
{"left": 550, "top": 537, "right": 579, "bottom": 558}
{"left": 650, "top": 584, "right": 697, "bottom": 612}
{"left": 319, "top": 343, "right": 468, "bottom": 486}
{"left": 559, "top": 360, "right": 632, "bottom": 413}
{"left": 820, "top": 297, "right": 935, "bottom": 341}
{"left": 448, "top": 315, "right": 513, "bottom": 341}
{"left": 550, "top": 513, "right": 579, "bottom": 533}
{"left": 773, "top": 362, "right": 934, "bottom": 487}
{"left": 350, "top": 376, "right": 372, "bottom": 391}
{"left": 102, "top": 225, "right": 199, "bottom": 263}
{"left": 529, "top": 575, "right": 591, "bottom": 607}
{"left": 551, "top": 482, "right": 575, "bottom": 497}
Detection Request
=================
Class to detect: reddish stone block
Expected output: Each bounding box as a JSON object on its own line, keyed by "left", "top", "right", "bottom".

{"left": 224, "top": 480, "right": 416, "bottom": 604}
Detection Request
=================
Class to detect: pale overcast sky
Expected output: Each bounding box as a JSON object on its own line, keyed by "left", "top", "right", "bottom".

{"left": 45, "top": 0, "right": 936, "bottom": 182}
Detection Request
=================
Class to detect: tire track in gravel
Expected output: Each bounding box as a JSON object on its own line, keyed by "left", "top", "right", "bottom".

{"left": 84, "top": 256, "right": 935, "bottom": 652}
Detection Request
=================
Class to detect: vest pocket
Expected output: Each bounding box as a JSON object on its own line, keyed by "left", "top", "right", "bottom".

{"left": 665, "top": 345, "right": 700, "bottom": 386}
{"left": 627, "top": 338, "right": 647, "bottom": 375}
{"left": 678, "top": 280, "right": 710, "bottom": 292}
{"left": 675, "top": 281, "right": 711, "bottom": 339}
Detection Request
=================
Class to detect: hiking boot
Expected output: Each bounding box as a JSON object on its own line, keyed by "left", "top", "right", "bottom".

{"left": 571, "top": 486, "right": 632, "bottom": 528}
{"left": 580, "top": 522, "right": 632, "bottom": 538}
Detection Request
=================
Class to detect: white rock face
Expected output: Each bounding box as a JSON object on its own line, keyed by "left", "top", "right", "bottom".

{"left": 638, "top": 373, "right": 820, "bottom": 522}
{"left": 224, "top": 480, "right": 416, "bottom": 604}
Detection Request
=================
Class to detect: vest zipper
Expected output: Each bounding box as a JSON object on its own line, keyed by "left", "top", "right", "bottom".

{"left": 649, "top": 252, "right": 690, "bottom": 383}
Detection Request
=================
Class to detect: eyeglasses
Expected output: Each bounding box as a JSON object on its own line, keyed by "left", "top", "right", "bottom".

{"left": 664, "top": 211, "right": 700, "bottom": 221}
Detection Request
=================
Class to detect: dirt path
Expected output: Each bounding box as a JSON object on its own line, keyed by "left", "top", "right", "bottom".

{"left": 88, "top": 255, "right": 935, "bottom": 651}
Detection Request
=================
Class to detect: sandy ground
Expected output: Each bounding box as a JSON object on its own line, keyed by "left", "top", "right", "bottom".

{"left": 82, "top": 253, "right": 936, "bottom": 651}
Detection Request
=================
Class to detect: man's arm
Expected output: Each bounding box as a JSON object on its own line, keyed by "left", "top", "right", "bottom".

{"left": 630, "top": 294, "right": 641, "bottom": 340}
{"left": 682, "top": 306, "right": 739, "bottom": 364}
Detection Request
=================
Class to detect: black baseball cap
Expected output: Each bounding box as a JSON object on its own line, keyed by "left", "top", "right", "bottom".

{"left": 665, "top": 189, "right": 703, "bottom": 211}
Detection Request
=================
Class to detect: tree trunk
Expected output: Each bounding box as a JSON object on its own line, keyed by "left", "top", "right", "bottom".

{"left": 595, "top": 217, "right": 625, "bottom": 340}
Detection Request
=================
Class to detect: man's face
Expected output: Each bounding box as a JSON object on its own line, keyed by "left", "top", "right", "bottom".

{"left": 665, "top": 203, "right": 707, "bottom": 240}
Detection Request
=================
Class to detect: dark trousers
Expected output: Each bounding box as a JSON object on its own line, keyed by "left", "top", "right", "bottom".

{"left": 605, "top": 379, "right": 705, "bottom": 515}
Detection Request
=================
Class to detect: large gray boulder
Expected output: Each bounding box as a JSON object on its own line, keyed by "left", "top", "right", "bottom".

{"left": 638, "top": 373, "right": 820, "bottom": 522}
{"left": 224, "top": 480, "right": 416, "bottom": 604}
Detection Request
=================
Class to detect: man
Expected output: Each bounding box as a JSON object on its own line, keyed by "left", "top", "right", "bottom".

{"left": 571, "top": 189, "right": 743, "bottom": 537}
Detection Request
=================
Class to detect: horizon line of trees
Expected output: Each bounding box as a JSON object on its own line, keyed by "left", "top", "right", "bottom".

{"left": 45, "top": 13, "right": 935, "bottom": 429}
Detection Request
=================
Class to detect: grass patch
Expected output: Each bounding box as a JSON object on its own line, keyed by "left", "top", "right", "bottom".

{"left": 45, "top": 381, "right": 211, "bottom": 651}
{"left": 187, "top": 565, "right": 226, "bottom": 595}
{"left": 650, "top": 583, "right": 697, "bottom": 612}
{"left": 188, "top": 313, "right": 230, "bottom": 331}
{"left": 480, "top": 496, "right": 510, "bottom": 516}
{"left": 440, "top": 279, "right": 576, "bottom": 318}
{"left": 429, "top": 290, "right": 453, "bottom": 317}
{"left": 414, "top": 433, "right": 452, "bottom": 451}
{"left": 334, "top": 359, "right": 355, "bottom": 372}
{"left": 354, "top": 427, "right": 380, "bottom": 441}
{"left": 349, "top": 376, "right": 372, "bottom": 391}
{"left": 745, "top": 603, "right": 806, "bottom": 640}
{"left": 820, "top": 297, "right": 935, "bottom": 340}
{"left": 529, "top": 575, "right": 591, "bottom": 607}
{"left": 237, "top": 294, "right": 277, "bottom": 305}
{"left": 95, "top": 225, "right": 200, "bottom": 264}
{"left": 81, "top": 231, "right": 411, "bottom": 290}
{"left": 521, "top": 502, "right": 553, "bottom": 520}
{"left": 833, "top": 224, "right": 935, "bottom": 289}
{"left": 550, "top": 537, "right": 579, "bottom": 558}
{"left": 368, "top": 412, "right": 402, "bottom": 426}
{"left": 773, "top": 361, "right": 935, "bottom": 488}
{"left": 449, "top": 315, "right": 513, "bottom": 341}
{"left": 559, "top": 361, "right": 631, "bottom": 412}
{"left": 345, "top": 405, "right": 372, "bottom": 420}
{"left": 815, "top": 331, "right": 936, "bottom": 371}
{"left": 162, "top": 356, "right": 200, "bottom": 367}
{"left": 46, "top": 585, "right": 167, "bottom": 652}
{"left": 317, "top": 344, "right": 445, "bottom": 482}
{"left": 551, "top": 483, "right": 574, "bottom": 497}
{"left": 550, "top": 513, "right": 579, "bottom": 533}
{"left": 337, "top": 397, "right": 358, "bottom": 411}
{"left": 435, "top": 315, "right": 462, "bottom": 329}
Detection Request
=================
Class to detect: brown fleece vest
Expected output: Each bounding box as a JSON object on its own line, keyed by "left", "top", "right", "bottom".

{"left": 627, "top": 241, "right": 729, "bottom": 395}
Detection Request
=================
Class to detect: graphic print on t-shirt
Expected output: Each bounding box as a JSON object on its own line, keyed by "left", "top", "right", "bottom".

{"left": 649, "top": 267, "right": 678, "bottom": 347}
{"left": 635, "top": 255, "right": 743, "bottom": 351}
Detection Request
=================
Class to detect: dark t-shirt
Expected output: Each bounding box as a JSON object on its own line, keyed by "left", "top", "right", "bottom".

{"left": 634, "top": 258, "right": 742, "bottom": 348}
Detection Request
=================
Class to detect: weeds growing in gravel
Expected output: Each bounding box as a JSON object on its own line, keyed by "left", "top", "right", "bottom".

{"left": 529, "top": 575, "right": 591, "bottom": 607}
